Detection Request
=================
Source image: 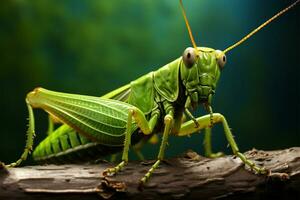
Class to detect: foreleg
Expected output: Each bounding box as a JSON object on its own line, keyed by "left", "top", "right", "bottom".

{"left": 178, "top": 113, "right": 266, "bottom": 174}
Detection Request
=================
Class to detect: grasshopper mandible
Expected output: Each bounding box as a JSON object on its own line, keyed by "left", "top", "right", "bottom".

{"left": 3, "top": 0, "right": 299, "bottom": 186}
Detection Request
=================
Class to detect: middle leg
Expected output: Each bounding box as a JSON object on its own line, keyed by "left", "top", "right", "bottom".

{"left": 140, "top": 113, "right": 173, "bottom": 185}
{"left": 103, "top": 108, "right": 159, "bottom": 176}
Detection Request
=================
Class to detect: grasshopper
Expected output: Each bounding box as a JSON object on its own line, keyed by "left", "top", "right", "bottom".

{"left": 3, "top": 0, "right": 299, "bottom": 186}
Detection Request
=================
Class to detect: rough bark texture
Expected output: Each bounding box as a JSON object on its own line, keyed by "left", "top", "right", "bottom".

{"left": 0, "top": 147, "right": 299, "bottom": 200}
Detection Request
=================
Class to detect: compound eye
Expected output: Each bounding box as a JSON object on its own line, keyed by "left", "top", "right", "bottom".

{"left": 215, "top": 50, "right": 226, "bottom": 70}
{"left": 182, "top": 47, "right": 197, "bottom": 68}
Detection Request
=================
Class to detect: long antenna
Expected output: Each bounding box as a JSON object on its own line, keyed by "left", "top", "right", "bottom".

{"left": 224, "top": 0, "right": 299, "bottom": 54}
{"left": 180, "top": 0, "right": 198, "bottom": 51}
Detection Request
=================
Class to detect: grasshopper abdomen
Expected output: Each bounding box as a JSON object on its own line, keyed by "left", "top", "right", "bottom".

{"left": 33, "top": 125, "right": 125, "bottom": 163}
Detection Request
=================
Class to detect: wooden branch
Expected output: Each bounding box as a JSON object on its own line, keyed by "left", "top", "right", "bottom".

{"left": 1, "top": 147, "right": 299, "bottom": 200}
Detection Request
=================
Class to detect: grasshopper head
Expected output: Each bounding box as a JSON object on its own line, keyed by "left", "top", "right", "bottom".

{"left": 178, "top": 0, "right": 299, "bottom": 109}
{"left": 181, "top": 47, "right": 226, "bottom": 107}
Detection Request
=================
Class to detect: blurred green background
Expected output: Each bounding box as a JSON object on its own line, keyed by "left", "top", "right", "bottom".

{"left": 0, "top": 0, "right": 299, "bottom": 164}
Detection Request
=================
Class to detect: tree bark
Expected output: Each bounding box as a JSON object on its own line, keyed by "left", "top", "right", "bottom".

{"left": 0, "top": 147, "right": 299, "bottom": 200}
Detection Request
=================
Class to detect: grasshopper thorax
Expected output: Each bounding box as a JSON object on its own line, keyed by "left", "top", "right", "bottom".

{"left": 180, "top": 47, "right": 226, "bottom": 107}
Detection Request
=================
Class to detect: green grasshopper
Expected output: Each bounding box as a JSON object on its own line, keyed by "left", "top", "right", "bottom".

{"left": 3, "top": 0, "right": 299, "bottom": 186}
